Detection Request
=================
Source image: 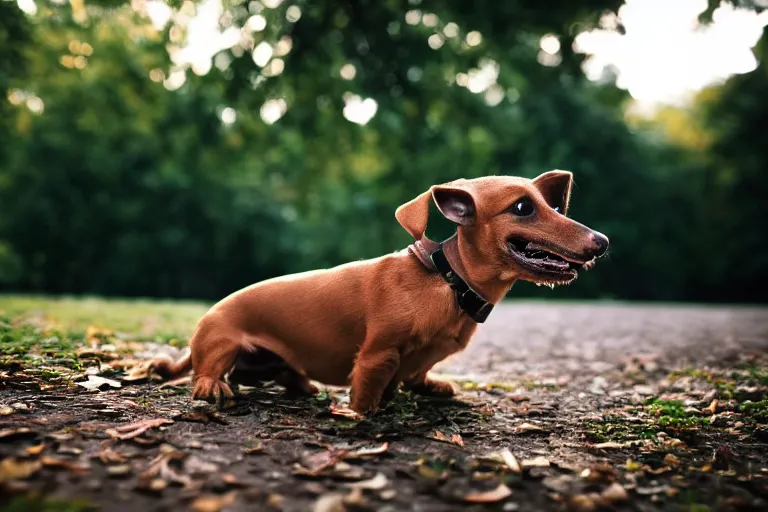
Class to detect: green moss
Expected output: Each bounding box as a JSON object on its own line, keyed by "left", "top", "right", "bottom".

{"left": 0, "top": 496, "right": 94, "bottom": 512}
{"left": 741, "top": 400, "right": 768, "bottom": 423}
{"left": 583, "top": 417, "right": 658, "bottom": 442}
{"left": 645, "top": 399, "right": 707, "bottom": 428}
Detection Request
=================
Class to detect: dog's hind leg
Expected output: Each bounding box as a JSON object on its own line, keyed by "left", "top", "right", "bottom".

{"left": 274, "top": 367, "right": 319, "bottom": 396}
{"left": 402, "top": 373, "right": 457, "bottom": 397}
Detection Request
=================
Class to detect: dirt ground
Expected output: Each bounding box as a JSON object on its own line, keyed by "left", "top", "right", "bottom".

{"left": 2, "top": 300, "right": 768, "bottom": 512}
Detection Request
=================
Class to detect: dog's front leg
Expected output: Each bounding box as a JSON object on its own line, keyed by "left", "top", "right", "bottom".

{"left": 349, "top": 347, "right": 401, "bottom": 414}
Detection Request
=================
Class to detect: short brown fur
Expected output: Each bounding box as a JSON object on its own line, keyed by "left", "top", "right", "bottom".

{"left": 152, "top": 171, "right": 609, "bottom": 414}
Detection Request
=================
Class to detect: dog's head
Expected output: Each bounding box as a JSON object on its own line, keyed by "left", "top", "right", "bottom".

{"left": 395, "top": 171, "right": 609, "bottom": 286}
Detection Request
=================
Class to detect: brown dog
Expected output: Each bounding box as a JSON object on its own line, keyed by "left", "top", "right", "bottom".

{"left": 152, "top": 171, "right": 608, "bottom": 414}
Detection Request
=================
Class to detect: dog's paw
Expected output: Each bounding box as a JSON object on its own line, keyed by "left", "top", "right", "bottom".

{"left": 192, "top": 376, "right": 236, "bottom": 410}
{"left": 406, "top": 378, "right": 457, "bottom": 397}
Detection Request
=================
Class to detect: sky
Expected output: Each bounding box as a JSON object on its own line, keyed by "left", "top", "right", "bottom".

{"left": 575, "top": 0, "right": 768, "bottom": 109}
{"left": 13, "top": 0, "right": 768, "bottom": 120}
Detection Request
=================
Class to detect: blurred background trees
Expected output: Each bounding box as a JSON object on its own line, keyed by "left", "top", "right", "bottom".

{"left": 0, "top": 0, "right": 766, "bottom": 302}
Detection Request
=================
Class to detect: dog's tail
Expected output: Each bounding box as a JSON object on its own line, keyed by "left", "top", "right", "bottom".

{"left": 152, "top": 352, "right": 193, "bottom": 380}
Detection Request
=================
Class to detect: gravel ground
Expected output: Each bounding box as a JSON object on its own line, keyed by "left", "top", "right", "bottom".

{"left": 2, "top": 300, "right": 768, "bottom": 512}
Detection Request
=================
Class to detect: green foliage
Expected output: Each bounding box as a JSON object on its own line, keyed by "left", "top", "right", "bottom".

{"left": 0, "top": 0, "right": 765, "bottom": 302}
{"left": 645, "top": 399, "right": 706, "bottom": 428}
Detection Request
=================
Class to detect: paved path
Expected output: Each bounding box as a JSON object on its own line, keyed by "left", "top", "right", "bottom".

{"left": 437, "top": 301, "right": 768, "bottom": 381}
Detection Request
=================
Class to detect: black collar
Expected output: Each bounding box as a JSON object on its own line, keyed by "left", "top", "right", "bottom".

{"left": 429, "top": 244, "right": 494, "bottom": 323}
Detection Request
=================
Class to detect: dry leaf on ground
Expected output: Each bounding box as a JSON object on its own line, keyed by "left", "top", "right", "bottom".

{"left": 347, "top": 442, "right": 389, "bottom": 458}
{"left": 514, "top": 422, "right": 546, "bottom": 433}
{"left": 329, "top": 405, "right": 363, "bottom": 421}
{"left": 191, "top": 491, "right": 237, "bottom": 512}
{"left": 40, "top": 456, "right": 90, "bottom": 474}
{"left": 344, "top": 472, "right": 389, "bottom": 490}
{"left": 428, "top": 431, "right": 464, "bottom": 447}
{"left": 77, "top": 375, "right": 121, "bottom": 391}
{"left": 0, "top": 458, "right": 42, "bottom": 483}
{"left": 0, "top": 427, "right": 37, "bottom": 441}
{"left": 463, "top": 483, "right": 513, "bottom": 503}
{"left": 105, "top": 418, "right": 173, "bottom": 440}
{"left": 593, "top": 441, "right": 632, "bottom": 449}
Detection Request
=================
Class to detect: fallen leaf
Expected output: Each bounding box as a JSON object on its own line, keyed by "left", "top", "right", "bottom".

{"left": 221, "top": 473, "right": 248, "bottom": 488}
{"left": 86, "top": 325, "right": 114, "bottom": 345}
{"left": 140, "top": 445, "right": 192, "bottom": 487}
{"left": 0, "top": 458, "right": 42, "bottom": 483}
{"left": 266, "top": 494, "right": 284, "bottom": 509}
{"left": 463, "top": 483, "right": 513, "bottom": 503}
{"left": 178, "top": 409, "right": 229, "bottom": 425}
{"left": 347, "top": 442, "right": 388, "bottom": 458}
{"left": 106, "top": 418, "right": 173, "bottom": 440}
{"left": 40, "top": 456, "right": 90, "bottom": 474}
{"left": 76, "top": 375, "right": 121, "bottom": 391}
{"left": 593, "top": 441, "right": 631, "bottom": 450}
{"left": 140, "top": 478, "right": 168, "bottom": 492}
{"left": 57, "top": 445, "right": 83, "bottom": 455}
{"left": 569, "top": 494, "right": 597, "bottom": 512}
{"left": 514, "top": 422, "right": 545, "bottom": 433}
{"left": 184, "top": 455, "right": 219, "bottom": 476}
{"left": 121, "top": 361, "right": 154, "bottom": 382}
{"left": 243, "top": 441, "right": 264, "bottom": 455}
{"left": 344, "top": 472, "right": 388, "bottom": 490}
{"left": 26, "top": 443, "right": 46, "bottom": 455}
{"left": 99, "top": 445, "right": 128, "bottom": 464}
{"left": 415, "top": 462, "right": 443, "bottom": 480}
{"left": 344, "top": 488, "right": 366, "bottom": 507}
{"left": 478, "top": 448, "right": 521, "bottom": 473}
{"left": 107, "top": 464, "right": 133, "bottom": 477}
{"left": 500, "top": 449, "right": 521, "bottom": 473}
{"left": 636, "top": 484, "right": 670, "bottom": 495}
{"left": 0, "top": 427, "right": 37, "bottom": 442}
{"left": 521, "top": 456, "right": 550, "bottom": 468}
{"left": 330, "top": 405, "right": 362, "bottom": 420}
{"left": 191, "top": 491, "right": 237, "bottom": 512}
{"left": 663, "top": 453, "right": 680, "bottom": 467}
{"left": 0, "top": 405, "right": 14, "bottom": 415}
{"left": 428, "top": 431, "right": 464, "bottom": 447}
{"left": 312, "top": 493, "right": 346, "bottom": 512}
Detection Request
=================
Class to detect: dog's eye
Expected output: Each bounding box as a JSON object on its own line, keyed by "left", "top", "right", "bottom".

{"left": 511, "top": 197, "right": 535, "bottom": 217}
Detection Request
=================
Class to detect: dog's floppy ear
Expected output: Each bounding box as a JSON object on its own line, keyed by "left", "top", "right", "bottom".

{"left": 532, "top": 170, "right": 573, "bottom": 216}
{"left": 395, "top": 183, "right": 477, "bottom": 240}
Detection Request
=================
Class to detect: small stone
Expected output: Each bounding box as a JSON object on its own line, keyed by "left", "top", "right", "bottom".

{"left": 313, "top": 493, "right": 346, "bottom": 512}
{"left": 588, "top": 377, "right": 607, "bottom": 395}
{"left": 601, "top": 483, "right": 628, "bottom": 502}
{"left": 569, "top": 494, "right": 596, "bottom": 512}
{"left": 107, "top": 464, "right": 132, "bottom": 477}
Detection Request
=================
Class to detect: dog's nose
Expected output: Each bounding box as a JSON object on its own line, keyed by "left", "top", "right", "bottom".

{"left": 589, "top": 231, "right": 609, "bottom": 257}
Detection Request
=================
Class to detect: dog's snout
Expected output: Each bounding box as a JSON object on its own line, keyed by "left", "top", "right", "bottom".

{"left": 589, "top": 231, "right": 609, "bottom": 257}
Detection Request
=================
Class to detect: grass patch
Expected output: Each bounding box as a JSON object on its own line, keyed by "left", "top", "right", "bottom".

{"left": 584, "top": 417, "right": 658, "bottom": 442}
{"left": 460, "top": 379, "right": 558, "bottom": 393}
{"left": 646, "top": 399, "right": 707, "bottom": 428}
{"left": 740, "top": 400, "right": 768, "bottom": 423}
{"left": 0, "top": 495, "right": 94, "bottom": 512}
{"left": 0, "top": 294, "right": 208, "bottom": 339}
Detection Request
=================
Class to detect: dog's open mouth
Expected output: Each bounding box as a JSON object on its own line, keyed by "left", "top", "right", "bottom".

{"left": 507, "top": 238, "right": 591, "bottom": 283}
